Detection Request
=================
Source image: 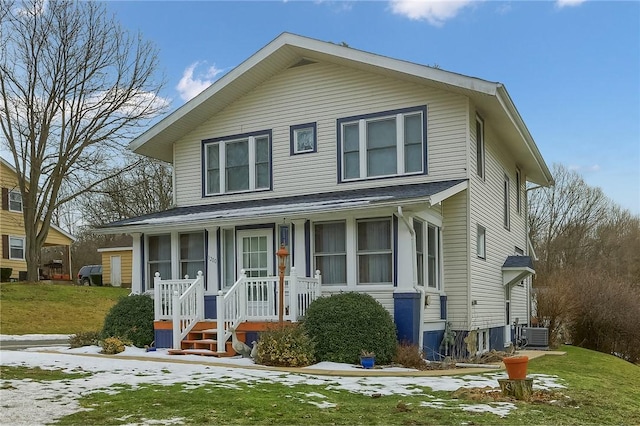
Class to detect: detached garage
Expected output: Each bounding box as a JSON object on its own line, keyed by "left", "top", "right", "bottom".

{"left": 98, "top": 247, "right": 132, "bottom": 288}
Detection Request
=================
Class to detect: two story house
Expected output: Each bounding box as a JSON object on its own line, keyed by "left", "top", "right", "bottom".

{"left": 98, "top": 33, "right": 553, "bottom": 359}
{"left": 0, "top": 157, "right": 75, "bottom": 281}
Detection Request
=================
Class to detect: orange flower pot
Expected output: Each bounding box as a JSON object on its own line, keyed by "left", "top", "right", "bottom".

{"left": 503, "top": 355, "right": 529, "bottom": 379}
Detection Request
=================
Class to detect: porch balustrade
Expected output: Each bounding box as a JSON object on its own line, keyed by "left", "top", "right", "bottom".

{"left": 153, "top": 267, "right": 321, "bottom": 352}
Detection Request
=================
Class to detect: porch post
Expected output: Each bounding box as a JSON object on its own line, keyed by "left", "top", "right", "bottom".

{"left": 172, "top": 290, "right": 180, "bottom": 349}
{"left": 216, "top": 290, "right": 225, "bottom": 353}
{"left": 289, "top": 266, "right": 298, "bottom": 321}
{"left": 130, "top": 232, "right": 142, "bottom": 294}
{"left": 153, "top": 272, "right": 161, "bottom": 320}
{"left": 196, "top": 271, "right": 204, "bottom": 319}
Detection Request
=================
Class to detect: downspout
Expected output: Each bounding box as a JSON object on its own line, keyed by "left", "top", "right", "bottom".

{"left": 397, "top": 206, "right": 424, "bottom": 349}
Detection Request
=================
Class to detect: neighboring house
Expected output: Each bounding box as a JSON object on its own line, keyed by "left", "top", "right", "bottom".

{"left": 0, "top": 157, "right": 75, "bottom": 281}
{"left": 97, "top": 246, "right": 133, "bottom": 288}
{"left": 97, "top": 33, "right": 553, "bottom": 358}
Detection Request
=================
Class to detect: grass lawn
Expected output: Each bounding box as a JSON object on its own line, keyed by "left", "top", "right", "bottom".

{"left": 0, "top": 282, "right": 130, "bottom": 334}
{"left": 1, "top": 346, "right": 638, "bottom": 425}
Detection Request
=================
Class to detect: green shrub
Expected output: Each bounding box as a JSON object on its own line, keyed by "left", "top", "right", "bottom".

{"left": 101, "top": 336, "right": 127, "bottom": 354}
{"left": 303, "top": 292, "right": 397, "bottom": 364}
{"left": 69, "top": 331, "right": 101, "bottom": 348}
{"left": 0, "top": 268, "right": 12, "bottom": 282}
{"left": 255, "top": 324, "right": 316, "bottom": 367}
{"left": 101, "top": 294, "right": 154, "bottom": 347}
{"left": 393, "top": 341, "right": 428, "bottom": 370}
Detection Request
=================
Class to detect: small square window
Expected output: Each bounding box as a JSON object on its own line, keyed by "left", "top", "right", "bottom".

{"left": 290, "top": 123, "right": 317, "bottom": 155}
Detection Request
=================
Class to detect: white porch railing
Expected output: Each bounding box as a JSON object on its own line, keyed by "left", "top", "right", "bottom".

{"left": 154, "top": 268, "right": 321, "bottom": 353}
{"left": 154, "top": 271, "right": 204, "bottom": 349}
{"left": 216, "top": 267, "right": 322, "bottom": 353}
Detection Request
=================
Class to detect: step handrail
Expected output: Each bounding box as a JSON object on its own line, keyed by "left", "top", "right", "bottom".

{"left": 171, "top": 271, "right": 204, "bottom": 349}
{"left": 216, "top": 270, "right": 247, "bottom": 353}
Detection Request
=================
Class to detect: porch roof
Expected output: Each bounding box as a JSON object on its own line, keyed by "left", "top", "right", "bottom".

{"left": 96, "top": 179, "right": 467, "bottom": 233}
{"left": 502, "top": 255, "right": 535, "bottom": 287}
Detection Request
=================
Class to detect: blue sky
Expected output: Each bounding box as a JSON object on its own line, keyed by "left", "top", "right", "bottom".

{"left": 7, "top": 0, "right": 640, "bottom": 213}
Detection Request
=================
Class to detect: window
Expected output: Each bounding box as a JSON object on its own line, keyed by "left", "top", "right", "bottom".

{"left": 9, "top": 236, "right": 24, "bottom": 259}
{"left": 414, "top": 220, "right": 424, "bottom": 286}
{"left": 427, "top": 224, "right": 439, "bottom": 288}
{"left": 222, "top": 229, "right": 235, "bottom": 288}
{"left": 203, "top": 130, "right": 271, "bottom": 195}
{"left": 516, "top": 168, "right": 522, "bottom": 214}
{"left": 357, "top": 218, "right": 393, "bottom": 285}
{"left": 179, "top": 232, "right": 205, "bottom": 279}
{"left": 477, "top": 225, "right": 486, "bottom": 259}
{"left": 338, "top": 106, "right": 426, "bottom": 181}
{"left": 148, "top": 234, "right": 171, "bottom": 285}
{"left": 476, "top": 116, "right": 485, "bottom": 179}
{"left": 290, "top": 123, "right": 316, "bottom": 155}
{"left": 9, "top": 190, "right": 23, "bottom": 212}
{"left": 314, "top": 221, "right": 346, "bottom": 285}
{"left": 503, "top": 173, "right": 511, "bottom": 230}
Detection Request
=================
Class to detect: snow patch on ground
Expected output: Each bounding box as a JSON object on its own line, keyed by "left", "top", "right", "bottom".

{"left": 0, "top": 342, "right": 566, "bottom": 424}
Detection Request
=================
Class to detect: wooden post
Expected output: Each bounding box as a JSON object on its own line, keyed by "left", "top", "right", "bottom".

{"left": 498, "top": 378, "right": 533, "bottom": 400}
{"left": 277, "top": 244, "right": 289, "bottom": 325}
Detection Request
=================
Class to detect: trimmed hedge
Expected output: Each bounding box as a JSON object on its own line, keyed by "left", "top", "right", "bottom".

{"left": 303, "top": 292, "right": 397, "bottom": 364}
{"left": 101, "top": 294, "right": 154, "bottom": 348}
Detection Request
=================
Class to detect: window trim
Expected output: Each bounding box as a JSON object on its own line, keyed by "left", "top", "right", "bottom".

{"left": 476, "top": 116, "right": 485, "bottom": 180}
{"left": 290, "top": 122, "right": 317, "bottom": 155}
{"left": 337, "top": 105, "right": 427, "bottom": 183}
{"left": 477, "top": 225, "right": 486, "bottom": 260}
{"left": 8, "top": 189, "right": 22, "bottom": 212}
{"left": 516, "top": 167, "right": 522, "bottom": 215}
{"left": 414, "top": 219, "right": 424, "bottom": 286}
{"left": 202, "top": 129, "right": 273, "bottom": 197}
{"left": 356, "top": 217, "right": 393, "bottom": 285}
{"left": 503, "top": 173, "right": 511, "bottom": 230}
{"left": 313, "top": 220, "right": 347, "bottom": 286}
{"left": 8, "top": 236, "right": 25, "bottom": 260}
{"left": 179, "top": 231, "right": 205, "bottom": 279}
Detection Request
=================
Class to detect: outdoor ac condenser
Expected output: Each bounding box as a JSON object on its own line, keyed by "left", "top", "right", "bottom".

{"left": 522, "top": 327, "right": 549, "bottom": 349}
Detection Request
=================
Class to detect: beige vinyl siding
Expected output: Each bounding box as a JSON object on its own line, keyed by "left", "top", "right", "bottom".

{"left": 441, "top": 190, "right": 469, "bottom": 330}
{"left": 510, "top": 280, "right": 529, "bottom": 324}
{"left": 173, "top": 62, "right": 468, "bottom": 207}
{"left": 468, "top": 107, "right": 529, "bottom": 329}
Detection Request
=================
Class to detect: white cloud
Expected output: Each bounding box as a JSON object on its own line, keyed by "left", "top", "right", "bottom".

{"left": 176, "top": 61, "right": 224, "bottom": 102}
{"left": 555, "top": 0, "right": 587, "bottom": 8}
{"left": 389, "top": 0, "right": 475, "bottom": 26}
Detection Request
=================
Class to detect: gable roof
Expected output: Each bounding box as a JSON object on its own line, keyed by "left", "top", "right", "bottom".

{"left": 97, "top": 179, "right": 467, "bottom": 233}
{"left": 130, "top": 32, "right": 552, "bottom": 186}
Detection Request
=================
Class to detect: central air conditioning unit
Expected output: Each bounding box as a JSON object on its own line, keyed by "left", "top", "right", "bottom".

{"left": 522, "top": 327, "right": 549, "bottom": 349}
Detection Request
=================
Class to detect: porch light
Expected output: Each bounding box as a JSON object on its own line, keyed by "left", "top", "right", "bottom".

{"left": 277, "top": 244, "right": 289, "bottom": 324}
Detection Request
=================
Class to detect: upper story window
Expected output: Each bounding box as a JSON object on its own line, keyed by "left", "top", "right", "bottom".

{"left": 503, "top": 173, "right": 511, "bottom": 230}
{"left": 9, "top": 190, "right": 22, "bottom": 212}
{"left": 203, "top": 130, "right": 272, "bottom": 195}
{"left": 476, "top": 116, "right": 485, "bottom": 180}
{"left": 290, "top": 123, "right": 317, "bottom": 155}
{"left": 516, "top": 167, "right": 522, "bottom": 214}
{"left": 337, "top": 106, "right": 427, "bottom": 182}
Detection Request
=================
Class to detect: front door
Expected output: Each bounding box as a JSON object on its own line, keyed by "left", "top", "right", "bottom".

{"left": 237, "top": 229, "right": 274, "bottom": 316}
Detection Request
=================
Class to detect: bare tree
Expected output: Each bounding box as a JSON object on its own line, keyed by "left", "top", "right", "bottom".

{"left": 81, "top": 154, "right": 173, "bottom": 227}
{"left": 0, "top": 0, "right": 167, "bottom": 280}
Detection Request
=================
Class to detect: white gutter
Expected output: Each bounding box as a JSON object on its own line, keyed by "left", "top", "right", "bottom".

{"left": 396, "top": 206, "right": 424, "bottom": 350}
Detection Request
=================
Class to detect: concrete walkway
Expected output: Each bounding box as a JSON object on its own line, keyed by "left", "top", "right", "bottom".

{"left": 37, "top": 348, "right": 566, "bottom": 377}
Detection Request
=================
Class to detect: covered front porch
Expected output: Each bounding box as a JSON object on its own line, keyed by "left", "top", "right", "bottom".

{"left": 152, "top": 266, "right": 321, "bottom": 355}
